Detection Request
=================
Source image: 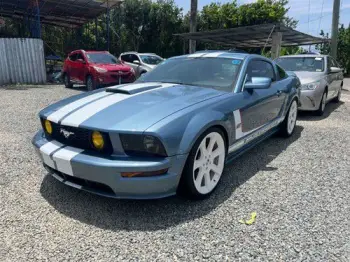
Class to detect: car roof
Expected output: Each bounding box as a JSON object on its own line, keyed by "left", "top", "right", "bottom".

{"left": 120, "top": 52, "right": 159, "bottom": 56}
{"left": 69, "top": 50, "right": 109, "bottom": 54}
{"left": 171, "top": 51, "right": 254, "bottom": 60}
{"left": 279, "top": 54, "right": 327, "bottom": 58}
{"left": 84, "top": 51, "right": 109, "bottom": 54}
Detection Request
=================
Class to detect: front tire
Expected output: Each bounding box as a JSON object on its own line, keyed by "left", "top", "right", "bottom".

{"left": 86, "top": 75, "right": 97, "bottom": 91}
{"left": 316, "top": 91, "right": 327, "bottom": 116}
{"left": 178, "top": 128, "right": 226, "bottom": 199}
{"left": 279, "top": 99, "right": 298, "bottom": 137}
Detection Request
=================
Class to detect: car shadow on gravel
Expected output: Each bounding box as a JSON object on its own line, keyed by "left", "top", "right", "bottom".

{"left": 298, "top": 101, "right": 344, "bottom": 121}
{"left": 40, "top": 126, "right": 303, "bottom": 232}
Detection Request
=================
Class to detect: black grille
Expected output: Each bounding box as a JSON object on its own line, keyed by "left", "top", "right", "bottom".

{"left": 41, "top": 119, "right": 113, "bottom": 155}
{"left": 111, "top": 73, "right": 132, "bottom": 80}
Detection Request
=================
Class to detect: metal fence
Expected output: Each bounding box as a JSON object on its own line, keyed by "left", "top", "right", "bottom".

{"left": 0, "top": 38, "right": 46, "bottom": 85}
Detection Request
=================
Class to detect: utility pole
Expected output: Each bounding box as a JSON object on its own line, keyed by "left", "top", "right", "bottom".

{"left": 189, "top": 0, "right": 197, "bottom": 54}
{"left": 106, "top": 0, "right": 110, "bottom": 51}
{"left": 331, "top": 0, "right": 340, "bottom": 59}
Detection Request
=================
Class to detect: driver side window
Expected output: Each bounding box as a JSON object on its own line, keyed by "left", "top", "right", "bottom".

{"left": 245, "top": 60, "right": 275, "bottom": 83}
{"left": 76, "top": 53, "right": 85, "bottom": 62}
{"left": 130, "top": 54, "right": 140, "bottom": 63}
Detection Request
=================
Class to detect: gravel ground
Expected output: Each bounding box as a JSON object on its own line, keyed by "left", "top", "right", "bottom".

{"left": 1, "top": 81, "right": 350, "bottom": 261}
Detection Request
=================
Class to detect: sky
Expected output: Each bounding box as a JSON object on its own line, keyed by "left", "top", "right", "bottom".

{"left": 175, "top": 0, "right": 350, "bottom": 37}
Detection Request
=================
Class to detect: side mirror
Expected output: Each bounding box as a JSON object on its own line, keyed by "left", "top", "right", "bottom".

{"left": 330, "top": 67, "right": 342, "bottom": 73}
{"left": 133, "top": 60, "right": 140, "bottom": 65}
{"left": 77, "top": 59, "right": 85, "bottom": 64}
{"left": 244, "top": 77, "right": 272, "bottom": 90}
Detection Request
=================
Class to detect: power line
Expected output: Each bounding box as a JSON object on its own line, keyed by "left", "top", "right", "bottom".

{"left": 317, "top": 0, "right": 325, "bottom": 35}
{"left": 307, "top": 0, "right": 311, "bottom": 33}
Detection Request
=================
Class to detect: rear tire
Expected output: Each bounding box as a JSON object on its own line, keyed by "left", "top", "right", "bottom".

{"left": 86, "top": 75, "right": 97, "bottom": 91}
{"left": 279, "top": 99, "right": 298, "bottom": 137}
{"left": 63, "top": 74, "right": 73, "bottom": 88}
{"left": 178, "top": 127, "right": 226, "bottom": 200}
{"left": 333, "top": 86, "right": 342, "bottom": 103}
{"left": 316, "top": 91, "right": 327, "bottom": 116}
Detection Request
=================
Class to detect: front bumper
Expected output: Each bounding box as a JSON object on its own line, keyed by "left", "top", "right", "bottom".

{"left": 96, "top": 72, "right": 135, "bottom": 85}
{"left": 32, "top": 130, "right": 188, "bottom": 199}
{"left": 298, "top": 88, "right": 324, "bottom": 111}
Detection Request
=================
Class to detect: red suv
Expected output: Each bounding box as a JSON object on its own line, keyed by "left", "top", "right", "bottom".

{"left": 62, "top": 50, "right": 136, "bottom": 90}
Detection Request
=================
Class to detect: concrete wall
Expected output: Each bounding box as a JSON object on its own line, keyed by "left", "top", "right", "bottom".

{"left": 0, "top": 38, "right": 46, "bottom": 85}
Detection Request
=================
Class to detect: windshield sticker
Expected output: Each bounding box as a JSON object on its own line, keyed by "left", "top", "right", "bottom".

{"left": 315, "top": 57, "right": 322, "bottom": 61}
{"left": 316, "top": 69, "right": 322, "bottom": 71}
{"left": 232, "top": 60, "right": 241, "bottom": 65}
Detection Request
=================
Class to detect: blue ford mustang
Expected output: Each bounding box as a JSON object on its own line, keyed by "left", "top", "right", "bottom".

{"left": 32, "top": 51, "right": 300, "bottom": 199}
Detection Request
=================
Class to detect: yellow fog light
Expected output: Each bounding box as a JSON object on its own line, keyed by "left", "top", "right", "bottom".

{"left": 92, "top": 131, "right": 104, "bottom": 150}
{"left": 44, "top": 120, "right": 52, "bottom": 134}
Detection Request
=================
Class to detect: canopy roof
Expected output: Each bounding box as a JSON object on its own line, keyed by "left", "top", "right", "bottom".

{"left": 175, "top": 23, "right": 329, "bottom": 48}
{"left": 0, "top": 0, "right": 122, "bottom": 28}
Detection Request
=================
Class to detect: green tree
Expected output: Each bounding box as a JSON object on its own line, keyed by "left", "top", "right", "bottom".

{"left": 317, "top": 24, "right": 350, "bottom": 75}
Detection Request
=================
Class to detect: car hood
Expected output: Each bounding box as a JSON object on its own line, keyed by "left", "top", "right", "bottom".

{"left": 93, "top": 63, "right": 131, "bottom": 72}
{"left": 40, "top": 82, "right": 225, "bottom": 132}
{"left": 293, "top": 71, "right": 325, "bottom": 85}
{"left": 144, "top": 64, "right": 157, "bottom": 69}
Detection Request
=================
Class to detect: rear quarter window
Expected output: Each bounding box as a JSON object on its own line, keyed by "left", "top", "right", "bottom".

{"left": 69, "top": 53, "right": 77, "bottom": 61}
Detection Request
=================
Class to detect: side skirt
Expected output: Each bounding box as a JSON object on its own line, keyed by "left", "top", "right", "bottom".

{"left": 225, "top": 127, "right": 279, "bottom": 164}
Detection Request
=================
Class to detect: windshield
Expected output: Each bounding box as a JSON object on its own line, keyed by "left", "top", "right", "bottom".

{"left": 137, "top": 57, "right": 242, "bottom": 92}
{"left": 140, "top": 55, "right": 163, "bottom": 65}
{"left": 86, "top": 53, "right": 120, "bottom": 64}
{"left": 275, "top": 57, "right": 324, "bottom": 72}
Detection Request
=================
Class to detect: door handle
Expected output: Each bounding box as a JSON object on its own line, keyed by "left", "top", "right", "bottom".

{"left": 276, "top": 90, "right": 282, "bottom": 96}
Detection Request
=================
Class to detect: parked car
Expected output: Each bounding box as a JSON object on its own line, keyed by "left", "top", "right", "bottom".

{"left": 275, "top": 55, "right": 344, "bottom": 115}
{"left": 33, "top": 51, "right": 300, "bottom": 200}
{"left": 119, "top": 52, "right": 164, "bottom": 78}
{"left": 62, "top": 50, "right": 136, "bottom": 91}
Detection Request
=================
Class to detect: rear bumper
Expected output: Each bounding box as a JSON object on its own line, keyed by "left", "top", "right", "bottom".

{"left": 298, "top": 89, "right": 324, "bottom": 111}
{"left": 32, "top": 130, "right": 188, "bottom": 199}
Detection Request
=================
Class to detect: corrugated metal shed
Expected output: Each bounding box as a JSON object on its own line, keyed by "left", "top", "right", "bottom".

{"left": 0, "top": 0, "right": 122, "bottom": 28}
{"left": 0, "top": 38, "right": 46, "bottom": 85}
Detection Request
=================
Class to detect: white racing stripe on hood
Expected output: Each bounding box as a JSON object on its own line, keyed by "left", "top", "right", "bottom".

{"left": 60, "top": 93, "right": 129, "bottom": 127}
{"left": 47, "top": 91, "right": 110, "bottom": 123}
{"left": 59, "top": 83, "right": 176, "bottom": 127}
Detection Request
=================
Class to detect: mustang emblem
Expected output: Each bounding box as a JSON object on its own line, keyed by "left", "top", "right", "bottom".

{"left": 60, "top": 128, "right": 74, "bottom": 138}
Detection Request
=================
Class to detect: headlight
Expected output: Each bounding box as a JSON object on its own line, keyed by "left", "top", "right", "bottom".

{"left": 130, "top": 67, "right": 135, "bottom": 74}
{"left": 91, "top": 131, "right": 104, "bottom": 150}
{"left": 44, "top": 120, "right": 52, "bottom": 135}
{"left": 301, "top": 81, "right": 321, "bottom": 90}
{"left": 120, "top": 134, "right": 167, "bottom": 157}
{"left": 93, "top": 66, "right": 108, "bottom": 73}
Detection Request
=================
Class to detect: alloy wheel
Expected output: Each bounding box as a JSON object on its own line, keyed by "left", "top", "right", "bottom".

{"left": 193, "top": 132, "right": 225, "bottom": 195}
{"left": 287, "top": 101, "right": 297, "bottom": 135}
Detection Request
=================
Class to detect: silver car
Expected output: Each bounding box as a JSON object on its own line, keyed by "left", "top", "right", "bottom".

{"left": 276, "top": 55, "right": 343, "bottom": 115}
{"left": 119, "top": 52, "right": 164, "bottom": 78}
